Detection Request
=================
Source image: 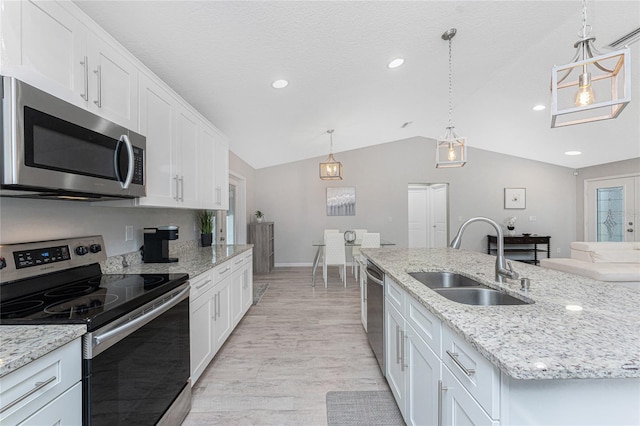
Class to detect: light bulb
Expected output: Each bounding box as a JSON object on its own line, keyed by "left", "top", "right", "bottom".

{"left": 575, "top": 72, "right": 595, "bottom": 107}
{"left": 447, "top": 144, "right": 457, "bottom": 161}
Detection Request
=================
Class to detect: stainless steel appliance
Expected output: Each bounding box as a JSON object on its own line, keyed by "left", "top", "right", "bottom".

{"left": 1, "top": 76, "right": 146, "bottom": 200}
{"left": 143, "top": 226, "right": 179, "bottom": 263}
{"left": 0, "top": 236, "right": 190, "bottom": 425}
{"left": 366, "top": 260, "right": 385, "bottom": 375}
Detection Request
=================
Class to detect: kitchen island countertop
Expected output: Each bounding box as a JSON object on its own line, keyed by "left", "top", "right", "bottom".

{"left": 361, "top": 247, "right": 640, "bottom": 380}
{"left": 0, "top": 325, "right": 86, "bottom": 378}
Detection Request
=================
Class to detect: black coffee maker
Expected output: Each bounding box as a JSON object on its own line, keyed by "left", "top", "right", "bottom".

{"left": 143, "top": 226, "right": 179, "bottom": 263}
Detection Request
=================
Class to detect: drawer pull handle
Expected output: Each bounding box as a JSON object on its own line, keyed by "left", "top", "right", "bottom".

{"left": 194, "top": 279, "right": 212, "bottom": 290}
{"left": 0, "top": 375, "right": 56, "bottom": 414}
{"left": 437, "top": 379, "right": 448, "bottom": 426}
{"left": 446, "top": 350, "right": 475, "bottom": 376}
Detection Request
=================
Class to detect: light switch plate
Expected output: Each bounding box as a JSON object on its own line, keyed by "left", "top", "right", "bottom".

{"left": 125, "top": 226, "right": 134, "bottom": 241}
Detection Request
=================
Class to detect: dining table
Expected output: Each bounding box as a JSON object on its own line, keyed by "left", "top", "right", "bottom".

{"left": 311, "top": 238, "right": 395, "bottom": 286}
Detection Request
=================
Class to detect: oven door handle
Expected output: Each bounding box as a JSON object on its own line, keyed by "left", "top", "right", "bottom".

{"left": 91, "top": 285, "right": 189, "bottom": 356}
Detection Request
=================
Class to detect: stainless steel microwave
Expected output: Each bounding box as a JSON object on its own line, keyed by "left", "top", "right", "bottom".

{"left": 1, "top": 76, "right": 146, "bottom": 200}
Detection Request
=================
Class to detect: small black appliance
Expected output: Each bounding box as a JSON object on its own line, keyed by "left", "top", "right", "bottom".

{"left": 143, "top": 226, "right": 179, "bottom": 263}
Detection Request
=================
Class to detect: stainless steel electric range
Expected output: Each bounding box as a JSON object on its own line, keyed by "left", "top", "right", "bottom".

{"left": 0, "top": 236, "right": 191, "bottom": 425}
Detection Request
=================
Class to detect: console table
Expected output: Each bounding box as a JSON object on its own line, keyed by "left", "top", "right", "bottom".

{"left": 487, "top": 235, "right": 551, "bottom": 265}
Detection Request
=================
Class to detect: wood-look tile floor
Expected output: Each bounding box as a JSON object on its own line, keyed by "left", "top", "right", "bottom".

{"left": 182, "top": 267, "right": 388, "bottom": 425}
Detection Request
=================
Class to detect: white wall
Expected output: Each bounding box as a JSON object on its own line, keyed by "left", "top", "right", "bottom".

{"left": 0, "top": 198, "right": 198, "bottom": 257}
{"left": 255, "top": 137, "right": 577, "bottom": 265}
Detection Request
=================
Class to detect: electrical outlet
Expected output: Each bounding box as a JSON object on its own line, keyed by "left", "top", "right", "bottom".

{"left": 458, "top": 216, "right": 463, "bottom": 222}
{"left": 388, "top": 216, "right": 393, "bottom": 222}
{"left": 556, "top": 248, "right": 561, "bottom": 254}
{"left": 125, "top": 226, "right": 134, "bottom": 241}
{"left": 529, "top": 216, "right": 537, "bottom": 221}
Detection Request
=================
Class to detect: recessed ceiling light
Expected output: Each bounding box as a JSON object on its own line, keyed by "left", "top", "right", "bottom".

{"left": 388, "top": 58, "right": 405, "bottom": 68}
{"left": 564, "top": 151, "right": 582, "bottom": 156}
{"left": 532, "top": 105, "right": 546, "bottom": 111}
{"left": 272, "top": 79, "right": 289, "bottom": 89}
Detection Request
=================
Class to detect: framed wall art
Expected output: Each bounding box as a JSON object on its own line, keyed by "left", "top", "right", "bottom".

{"left": 327, "top": 187, "right": 356, "bottom": 216}
{"left": 504, "top": 188, "right": 526, "bottom": 209}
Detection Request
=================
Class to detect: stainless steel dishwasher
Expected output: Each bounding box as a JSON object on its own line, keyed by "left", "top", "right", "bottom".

{"left": 366, "top": 260, "right": 385, "bottom": 376}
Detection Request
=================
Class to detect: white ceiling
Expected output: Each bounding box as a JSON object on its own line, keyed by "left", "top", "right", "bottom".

{"left": 74, "top": 1, "right": 640, "bottom": 170}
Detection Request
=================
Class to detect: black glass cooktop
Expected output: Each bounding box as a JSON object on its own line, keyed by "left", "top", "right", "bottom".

{"left": 0, "top": 268, "right": 188, "bottom": 331}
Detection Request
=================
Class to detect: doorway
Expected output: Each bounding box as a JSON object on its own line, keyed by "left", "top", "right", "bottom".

{"left": 408, "top": 183, "right": 449, "bottom": 248}
{"left": 585, "top": 175, "right": 639, "bottom": 242}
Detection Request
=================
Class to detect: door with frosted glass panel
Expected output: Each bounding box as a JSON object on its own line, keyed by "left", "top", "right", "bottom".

{"left": 586, "top": 176, "right": 639, "bottom": 242}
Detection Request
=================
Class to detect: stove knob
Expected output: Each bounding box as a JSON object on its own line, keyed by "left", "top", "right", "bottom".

{"left": 75, "top": 246, "right": 89, "bottom": 256}
{"left": 89, "top": 244, "right": 102, "bottom": 254}
{"left": 0, "top": 257, "right": 6, "bottom": 269}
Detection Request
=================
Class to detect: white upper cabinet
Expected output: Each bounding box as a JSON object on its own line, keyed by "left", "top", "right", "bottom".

{"left": 0, "top": 1, "right": 138, "bottom": 130}
{"left": 85, "top": 32, "right": 138, "bottom": 130}
{"left": 138, "top": 73, "right": 177, "bottom": 206}
{"left": 1, "top": 1, "right": 86, "bottom": 104}
{"left": 174, "top": 103, "right": 200, "bottom": 208}
{"left": 214, "top": 136, "right": 229, "bottom": 210}
{"left": 1, "top": 0, "right": 230, "bottom": 210}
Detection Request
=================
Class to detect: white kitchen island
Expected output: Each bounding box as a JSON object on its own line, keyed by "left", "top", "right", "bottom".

{"left": 362, "top": 247, "right": 640, "bottom": 426}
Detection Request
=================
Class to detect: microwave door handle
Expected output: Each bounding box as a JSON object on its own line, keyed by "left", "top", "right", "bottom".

{"left": 115, "top": 134, "right": 135, "bottom": 189}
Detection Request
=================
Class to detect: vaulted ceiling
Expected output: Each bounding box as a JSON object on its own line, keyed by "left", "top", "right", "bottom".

{"left": 75, "top": 1, "right": 640, "bottom": 170}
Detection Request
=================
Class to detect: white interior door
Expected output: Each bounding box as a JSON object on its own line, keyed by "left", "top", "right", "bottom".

{"left": 408, "top": 186, "right": 429, "bottom": 248}
{"left": 586, "top": 176, "right": 639, "bottom": 242}
{"left": 431, "top": 184, "right": 448, "bottom": 248}
{"left": 409, "top": 184, "right": 449, "bottom": 248}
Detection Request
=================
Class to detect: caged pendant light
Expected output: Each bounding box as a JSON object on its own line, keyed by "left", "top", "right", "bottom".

{"left": 436, "top": 28, "right": 467, "bottom": 168}
{"left": 550, "top": 0, "right": 631, "bottom": 128}
{"left": 319, "top": 129, "right": 343, "bottom": 180}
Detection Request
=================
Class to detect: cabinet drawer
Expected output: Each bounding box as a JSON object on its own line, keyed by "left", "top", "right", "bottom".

{"left": 231, "top": 254, "right": 246, "bottom": 272}
{"left": 385, "top": 276, "right": 405, "bottom": 313}
{"left": 442, "top": 327, "right": 500, "bottom": 419}
{"left": 19, "top": 382, "right": 82, "bottom": 426}
{"left": 406, "top": 295, "right": 441, "bottom": 356}
{"left": 214, "top": 261, "right": 233, "bottom": 281}
{"left": 190, "top": 271, "right": 213, "bottom": 301}
{"left": 0, "top": 339, "right": 81, "bottom": 424}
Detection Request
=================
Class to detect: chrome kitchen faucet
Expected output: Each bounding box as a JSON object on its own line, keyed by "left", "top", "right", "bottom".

{"left": 450, "top": 217, "right": 520, "bottom": 283}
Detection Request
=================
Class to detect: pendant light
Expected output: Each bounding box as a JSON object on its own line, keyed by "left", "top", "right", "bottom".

{"left": 436, "top": 28, "right": 467, "bottom": 168}
{"left": 319, "top": 129, "right": 343, "bottom": 180}
{"left": 551, "top": 0, "right": 630, "bottom": 128}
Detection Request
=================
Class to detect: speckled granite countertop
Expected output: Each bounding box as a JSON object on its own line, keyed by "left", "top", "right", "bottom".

{"left": 0, "top": 325, "right": 86, "bottom": 378}
{"left": 362, "top": 247, "right": 640, "bottom": 380}
{"left": 102, "top": 244, "right": 253, "bottom": 276}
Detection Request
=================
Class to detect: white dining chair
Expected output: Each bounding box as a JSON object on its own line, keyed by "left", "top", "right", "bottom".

{"left": 323, "top": 232, "right": 347, "bottom": 288}
{"left": 359, "top": 233, "right": 381, "bottom": 262}
{"left": 351, "top": 229, "right": 368, "bottom": 278}
{"left": 324, "top": 229, "right": 340, "bottom": 241}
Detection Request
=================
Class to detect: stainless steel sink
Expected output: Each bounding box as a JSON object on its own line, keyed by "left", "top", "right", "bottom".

{"left": 408, "top": 271, "right": 532, "bottom": 305}
{"left": 408, "top": 271, "right": 483, "bottom": 289}
{"left": 434, "top": 288, "right": 530, "bottom": 306}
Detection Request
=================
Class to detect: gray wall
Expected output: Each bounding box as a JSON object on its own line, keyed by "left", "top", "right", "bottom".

{"left": 230, "top": 150, "right": 257, "bottom": 230}
{"left": 255, "top": 137, "right": 577, "bottom": 265}
{"left": 575, "top": 157, "right": 640, "bottom": 240}
{"left": 0, "top": 197, "right": 198, "bottom": 257}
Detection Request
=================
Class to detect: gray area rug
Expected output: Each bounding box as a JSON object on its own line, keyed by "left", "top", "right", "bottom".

{"left": 253, "top": 282, "right": 269, "bottom": 305}
{"left": 326, "top": 391, "right": 405, "bottom": 426}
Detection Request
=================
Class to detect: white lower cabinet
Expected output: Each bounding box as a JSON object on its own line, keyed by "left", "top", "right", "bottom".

{"left": 0, "top": 339, "right": 81, "bottom": 425}
{"left": 383, "top": 275, "right": 640, "bottom": 426}
{"left": 441, "top": 366, "right": 498, "bottom": 426}
{"left": 190, "top": 251, "right": 253, "bottom": 385}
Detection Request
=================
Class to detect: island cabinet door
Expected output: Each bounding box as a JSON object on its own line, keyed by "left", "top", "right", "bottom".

{"left": 441, "top": 366, "right": 498, "bottom": 426}
{"left": 404, "top": 323, "right": 440, "bottom": 426}
{"left": 385, "top": 300, "right": 406, "bottom": 418}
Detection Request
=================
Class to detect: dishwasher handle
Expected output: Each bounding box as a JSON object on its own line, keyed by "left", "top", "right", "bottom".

{"left": 365, "top": 267, "right": 384, "bottom": 286}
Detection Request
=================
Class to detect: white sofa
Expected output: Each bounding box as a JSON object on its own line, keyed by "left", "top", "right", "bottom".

{"left": 540, "top": 242, "right": 640, "bottom": 290}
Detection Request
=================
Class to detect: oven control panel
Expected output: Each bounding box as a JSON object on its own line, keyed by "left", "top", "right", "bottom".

{"left": 0, "top": 236, "right": 107, "bottom": 283}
